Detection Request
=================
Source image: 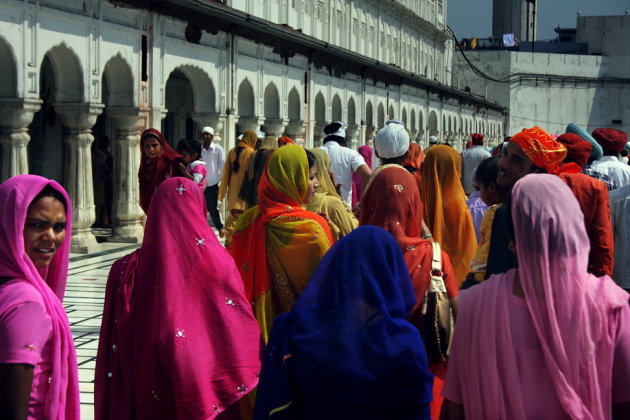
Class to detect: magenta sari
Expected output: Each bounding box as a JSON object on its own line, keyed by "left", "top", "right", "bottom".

{"left": 0, "top": 175, "right": 79, "bottom": 420}
{"left": 95, "top": 177, "right": 262, "bottom": 419}
{"left": 351, "top": 145, "right": 373, "bottom": 208}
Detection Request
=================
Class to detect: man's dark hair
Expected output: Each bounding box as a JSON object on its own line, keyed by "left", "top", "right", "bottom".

{"left": 323, "top": 122, "right": 345, "bottom": 145}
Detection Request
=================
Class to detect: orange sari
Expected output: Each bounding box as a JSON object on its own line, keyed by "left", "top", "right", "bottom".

{"left": 230, "top": 145, "right": 333, "bottom": 343}
{"left": 421, "top": 145, "right": 476, "bottom": 286}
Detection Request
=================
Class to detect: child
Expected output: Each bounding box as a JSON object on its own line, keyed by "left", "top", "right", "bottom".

{"left": 465, "top": 156, "right": 508, "bottom": 287}
{"left": 176, "top": 139, "right": 207, "bottom": 190}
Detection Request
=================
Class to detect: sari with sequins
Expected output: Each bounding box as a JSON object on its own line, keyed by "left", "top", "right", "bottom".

{"left": 230, "top": 145, "right": 333, "bottom": 343}
{"left": 95, "top": 177, "right": 262, "bottom": 420}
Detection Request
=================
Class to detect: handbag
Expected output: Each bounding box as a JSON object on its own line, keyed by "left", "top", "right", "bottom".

{"left": 419, "top": 241, "right": 454, "bottom": 364}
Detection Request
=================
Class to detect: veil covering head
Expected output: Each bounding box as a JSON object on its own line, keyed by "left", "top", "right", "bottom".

{"left": 130, "top": 177, "right": 262, "bottom": 418}
{"left": 139, "top": 128, "right": 182, "bottom": 213}
{"left": 0, "top": 174, "right": 79, "bottom": 420}
{"left": 254, "top": 226, "right": 433, "bottom": 419}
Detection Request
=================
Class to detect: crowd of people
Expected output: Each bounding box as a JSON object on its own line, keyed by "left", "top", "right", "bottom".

{"left": 1, "top": 118, "right": 629, "bottom": 419}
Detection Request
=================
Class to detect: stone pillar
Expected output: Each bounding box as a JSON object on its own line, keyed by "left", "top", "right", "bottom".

{"left": 108, "top": 107, "right": 145, "bottom": 243}
{"left": 284, "top": 120, "right": 305, "bottom": 146}
{"left": 236, "top": 116, "right": 264, "bottom": 134}
{"left": 313, "top": 122, "right": 327, "bottom": 147}
{"left": 262, "top": 118, "right": 288, "bottom": 138}
{"left": 54, "top": 103, "right": 104, "bottom": 253}
{"left": 365, "top": 125, "right": 376, "bottom": 146}
{"left": 0, "top": 98, "right": 42, "bottom": 182}
{"left": 358, "top": 124, "right": 367, "bottom": 147}
{"left": 346, "top": 124, "right": 359, "bottom": 150}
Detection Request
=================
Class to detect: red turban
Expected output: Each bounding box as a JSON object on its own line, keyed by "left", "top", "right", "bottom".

{"left": 277, "top": 136, "right": 296, "bottom": 146}
{"left": 510, "top": 126, "right": 567, "bottom": 173}
{"left": 471, "top": 133, "right": 484, "bottom": 145}
{"left": 556, "top": 133, "right": 592, "bottom": 169}
{"left": 592, "top": 128, "right": 628, "bottom": 153}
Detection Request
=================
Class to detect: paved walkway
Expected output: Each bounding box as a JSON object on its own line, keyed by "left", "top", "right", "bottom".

{"left": 66, "top": 228, "right": 222, "bottom": 419}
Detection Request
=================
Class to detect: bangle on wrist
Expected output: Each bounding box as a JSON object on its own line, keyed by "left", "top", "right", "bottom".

{"left": 421, "top": 233, "right": 432, "bottom": 239}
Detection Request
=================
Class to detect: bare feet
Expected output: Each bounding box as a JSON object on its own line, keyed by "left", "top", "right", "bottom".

{"left": 219, "top": 228, "right": 225, "bottom": 238}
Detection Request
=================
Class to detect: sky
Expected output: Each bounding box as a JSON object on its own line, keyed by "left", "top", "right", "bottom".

{"left": 447, "top": 0, "right": 629, "bottom": 42}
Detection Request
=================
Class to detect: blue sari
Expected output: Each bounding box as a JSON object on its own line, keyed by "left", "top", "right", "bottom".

{"left": 254, "top": 226, "right": 433, "bottom": 420}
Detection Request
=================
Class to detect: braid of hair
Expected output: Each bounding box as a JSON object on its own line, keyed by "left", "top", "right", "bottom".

{"left": 233, "top": 146, "right": 244, "bottom": 173}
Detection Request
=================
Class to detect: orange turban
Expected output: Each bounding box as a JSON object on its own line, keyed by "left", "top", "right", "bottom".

{"left": 510, "top": 126, "right": 567, "bottom": 173}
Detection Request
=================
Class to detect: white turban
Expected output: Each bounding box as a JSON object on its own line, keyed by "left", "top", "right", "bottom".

{"left": 374, "top": 122, "right": 410, "bottom": 159}
{"left": 201, "top": 126, "right": 214, "bottom": 136}
{"left": 429, "top": 136, "right": 438, "bottom": 144}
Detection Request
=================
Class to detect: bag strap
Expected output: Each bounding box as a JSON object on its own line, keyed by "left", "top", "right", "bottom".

{"left": 430, "top": 241, "right": 446, "bottom": 293}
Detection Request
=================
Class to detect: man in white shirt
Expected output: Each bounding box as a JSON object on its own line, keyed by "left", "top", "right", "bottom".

{"left": 589, "top": 128, "right": 630, "bottom": 189}
{"left": 200, "top": 126, "right": 226, "bottom": 237}
{"left": 319, "top": 121, "right": 371, "bottom": 207}
{"left": 461, "top": 133, "right": 491, "bottom": 195}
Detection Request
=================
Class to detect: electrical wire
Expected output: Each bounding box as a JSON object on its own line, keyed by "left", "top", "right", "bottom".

{"left": 447, "top": 26, "right": 630, "bottom": 85}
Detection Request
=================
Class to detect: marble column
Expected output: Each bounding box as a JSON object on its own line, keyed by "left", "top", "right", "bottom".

{"left": 313, "top": 122, "right": 327, "bottom": 147}
{"left": 108, "top": 107, "right": 145, "bottom": 243}
{"left": 346, "top": 124, "right": 359, "bottom": 150}
{"left": 0, "top": 98, "right": 42, "bottom": 182}
{"left": 262, "top": 118, "right": 287, "bottom": 138}
{"left": 236, "top": 116, "right": 264, "bottom": 134}
{"left": 54, "top": 103, "right": 104, "bottom": 253}
{"left": 284, "top": 120, "right": 305, "bottom": 146}
{"left": 365, "top": 125, "right": 376, "bottom": 146}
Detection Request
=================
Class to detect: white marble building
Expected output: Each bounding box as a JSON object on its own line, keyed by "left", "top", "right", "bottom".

{"left": 0, "top": 0, "right": 505, "bottom": 250}
{"left": 452, "top": 14, "right": 630, "bottom": 137}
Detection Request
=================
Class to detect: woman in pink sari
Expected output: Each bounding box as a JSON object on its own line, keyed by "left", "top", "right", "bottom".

{"left": 441, "top": 174, "right": 630, "bottom": 419}
{"left": 0, "top": 175, "right": 79, "bottom": 419}
{"left": 351, "top": 145, "right": 373, "bottom": 209}
{"left": 95, "top": 177, "right": 262, "bottom": 420}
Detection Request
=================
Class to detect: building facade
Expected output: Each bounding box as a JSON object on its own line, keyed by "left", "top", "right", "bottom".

{"left": 0, "top": 0, "right": 505, "bottom": 250}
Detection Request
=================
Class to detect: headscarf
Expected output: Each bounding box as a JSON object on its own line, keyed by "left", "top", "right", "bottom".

{"left": 351, "top": 145, "right": 374, "bottom": 208}
{"left": 96, "top": 177, "right": 262, "bottom": 419}
{"left": 260, "top": 136, "right": 278, "bottom": 150}
{"left": 556, "top": 133, "right": 592, "bottom": 169}
{"left": 0, "top": 175, "right": 79, "bottom": 420}
{"left": 310, "top": 148, "right": 340, "bottom": 198}
{"left": 254, "top": 226, "right": 433, "bottom": 419}
{"left": 230, "top": 145, "right": 333, "bottom": 342}
{"left": 592, "top": 128, "right": 628, "bottom": 153}
{"left": 421, "top": 145, "right": 476, "bottom": 286}
{"left": 277, "top": 136, "right": 296, "bottom": 146}
{"left": 138, "top": 128, "right": 181, "bottom": 213}
{"left": 360, "top": 165, "right": 455, "bottom": 316}
{"left": 566, "top": 123, "right": 603, "bottom": 162}
{"left": 404, "top": 142, "right": 425, "bottom": 171}
{"left": 510, "top": 126, "right": 572, "bottom": 174}
{"left": 450, "top": 174, "right": 628, "bottom": 419}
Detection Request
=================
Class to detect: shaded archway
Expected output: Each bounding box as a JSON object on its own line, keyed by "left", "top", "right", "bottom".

{"left": 377, "top": 103, "right": 385, "bottom": 128}
{"left": 388, "top": 104, "right": 395, "bottom": 119}
{"left": 347, "top": 97, "right": 356, "bottom": 125}
{"left": 332, "top": 94, "right": 342, "bottom": 121}
{"left": 288, "top": 87, "right": 301, "bottom": 120}
{"left": 264, "top": 82, "right": 280, "bottom": 119}
{"left": 0, "top": 37, "right": 17, "bottom": 98}
{"left": 238, "top": 79, "right": 255, "bottom": 117}
{"left": 428, "top": 110, "right": 438, "bottom": 137}
{"left": 163, "top": 69, "right": 195, "bottom": 142}
{"left": 365, "top": 101, "right": 373, "bottom": 127}
{"left": 314, "top": 92, "right": 326, "bottom": 122}
{"left": 401, "top": 108, "right": 408, "bottom": 126}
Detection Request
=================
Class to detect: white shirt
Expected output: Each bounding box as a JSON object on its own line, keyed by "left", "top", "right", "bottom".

{"left": 461, "top": 145, "right": 491, "bottom": 195}
{"left": 320, "top": 141, "right": 366, "bottom": 206}
{"left": 201, "top": 142, "right": 225, "bottom": 187}
{"left": 610, "top": 183, "right": 630, "bottom": 289}
{"left": 590, "top": 156, "right": 630, "bottom": 189}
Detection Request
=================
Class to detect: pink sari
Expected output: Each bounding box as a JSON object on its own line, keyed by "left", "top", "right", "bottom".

{"left": 95, "top": 177, "right": 262, "bottom": 420}
{"left": 0, "top": 175, "right": 79, "bottom": 420}
{"left": 351, "top": 145, "right": 372, "bottom": 208}
{"left": 444, "top": 174, "right": 628, "bottom": 419}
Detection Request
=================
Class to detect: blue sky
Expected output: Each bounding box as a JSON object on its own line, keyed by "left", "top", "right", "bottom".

{"left": 447, "top": 0, "right": 629, "bottom": 41}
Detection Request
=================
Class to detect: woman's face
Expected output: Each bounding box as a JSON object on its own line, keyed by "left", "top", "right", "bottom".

{"left": 143, "top": 137, "right": 163, "bottom": 159}
{"left": 304, "top": 163, "right": 319, "bottom": 204}
{"left": 23, "top": 196, "right": 67, "bottom": 268}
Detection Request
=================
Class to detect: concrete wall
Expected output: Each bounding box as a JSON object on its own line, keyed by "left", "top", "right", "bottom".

{"left": 452, "top": 50, "right": 630, "bottom": 135}
{"left": 577, "top": 15, "right": 630, "bottom": 57}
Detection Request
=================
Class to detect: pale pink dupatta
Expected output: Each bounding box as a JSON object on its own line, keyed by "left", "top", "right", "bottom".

{"left": 450, "top": 174, "right": 628, "bottom": 419}
{"left": 96, "top": 177, "right": 262, "bottom": 419}
{"left": 0, "top": 175, "right": 79, "bottom": 420}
